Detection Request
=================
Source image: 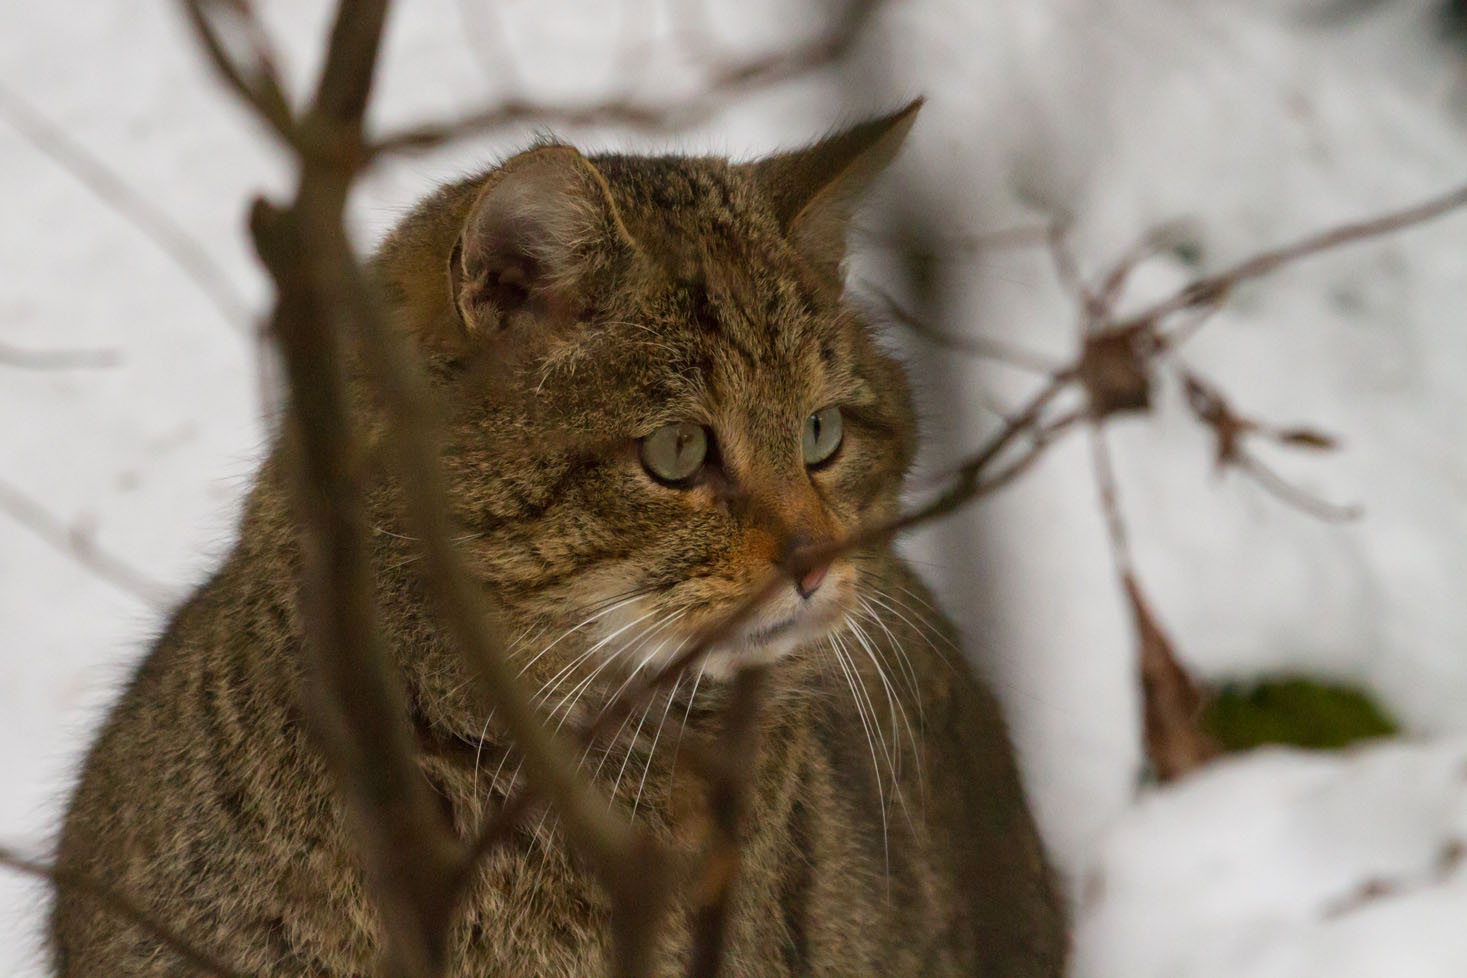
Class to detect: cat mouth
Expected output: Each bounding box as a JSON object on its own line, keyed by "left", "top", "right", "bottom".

{"left": 743, "top": 615, "right": 798, "bottom": 646}
{"left": 733, "top": 594, "right": 845, "bottom": 655}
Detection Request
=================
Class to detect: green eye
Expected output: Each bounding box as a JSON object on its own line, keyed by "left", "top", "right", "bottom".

{"left": 803, "top": 406, "right": 843, "bottom": 467}
{"left": 640, "top": 422, "right": 709, "bottom": 485}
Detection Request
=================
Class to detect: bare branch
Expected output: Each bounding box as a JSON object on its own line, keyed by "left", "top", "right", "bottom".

{"left": 1088, "top": 425, "right": 1219, "bottom": 781}
{"left": 308, "top": 0, "right": 389, "bottom": 128}
{"left": 1179, "top": 369, "right": 1360, "bottom": 521}
{"left": 1043, "top": 220, "right": 1091, "bottom": 313}
{"left": 201, "top": 0, "right": 681, "bottom": 972}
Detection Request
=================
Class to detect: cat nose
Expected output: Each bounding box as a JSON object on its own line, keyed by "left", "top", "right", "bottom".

{"left": 781, "top": 533, "right": 830, "bottom": 600}
{"left": 795, "top": 563, "right": 828, "bottom": 600}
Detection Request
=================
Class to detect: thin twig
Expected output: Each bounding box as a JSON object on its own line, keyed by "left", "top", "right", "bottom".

{"left": 178, "top": 0, "right": 297, "bottom": 146}
{"left": 453, "top": 0, "right": 522, "bottom": 92}
{"left": 857, "top": 222, "right": 1055, "bottom": 254}
{"left": 1128, "top": 179, "right": 1467, "bottom": 329}
{"left": 0, "top": 477, "right": 170, "bottom": 607}
{"left": 1236, "top": 453, "right": 1362, "bottom": 522}
{"left": 867, "top": 284, "right": 1063, "bottom": 374}
{"left": 0, "top": 342, "right": 120, "bottom": 370}
{"left": 1088, "top": 423, "right": 1132, "bottom": 575}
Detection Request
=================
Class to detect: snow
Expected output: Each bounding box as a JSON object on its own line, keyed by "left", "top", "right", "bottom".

{"left": 4, "top": 0, "right": 1467, "bottom": 974}
{"left": 1073, "top": 740, "right": 1467, "bottom": 978}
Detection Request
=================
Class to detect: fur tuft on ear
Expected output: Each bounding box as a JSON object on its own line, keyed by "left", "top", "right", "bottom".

{"left": 451, "top": 145, "right": 629, "bottom": 334}
{"left": 750, "top": 99, "right": 922, "bottom": 280}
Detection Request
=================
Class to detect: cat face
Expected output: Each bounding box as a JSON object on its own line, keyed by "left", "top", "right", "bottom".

{"left": 386, "top": 107, "right": 919, "bottom": 693}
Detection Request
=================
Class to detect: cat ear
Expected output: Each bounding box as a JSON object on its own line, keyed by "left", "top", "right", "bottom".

{"left": 751, "top": 99, "right": 922, "bottom": 279}
{"left": 451, "top": 145, "right": 629, "bottom": 334}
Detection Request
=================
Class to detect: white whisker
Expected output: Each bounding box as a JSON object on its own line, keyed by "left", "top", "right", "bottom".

{"left": 630, "top": 672, "right": 682, "bottom": 822}
{"left": 667, "top": 661, "right": 706, "bottom": 785}
{"left": 827, "top": 634, "right": 891, "bottom": 889}
{"left": 846, "top": 615, "right": 922, "bottom": 823}
{"left": 854, "top": 595, "right": 924, "bottom": 717}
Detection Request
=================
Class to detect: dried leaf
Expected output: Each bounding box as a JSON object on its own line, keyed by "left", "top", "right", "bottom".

{"left": 1123, "top": 573, "right": 1219, "bottom": 782}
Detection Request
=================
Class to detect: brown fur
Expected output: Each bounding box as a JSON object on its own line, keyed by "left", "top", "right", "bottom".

{"left": 51, "top": 105, "right": 1068, "bottom": 976}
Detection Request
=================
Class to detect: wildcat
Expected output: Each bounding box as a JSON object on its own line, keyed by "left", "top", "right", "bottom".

{"left": 50, "top": 102, "right": 1068, "bottom": 976}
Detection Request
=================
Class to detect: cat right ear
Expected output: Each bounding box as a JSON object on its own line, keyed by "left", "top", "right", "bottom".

{"left": 751, "top": 99, "right": 921, "bottom": 282}
{"left": 451, "top": 145, "right": 630, "bottom": 335}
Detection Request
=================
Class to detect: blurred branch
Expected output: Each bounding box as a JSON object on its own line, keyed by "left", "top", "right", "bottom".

{"left": 858, "top": 221, "right": 1055, "bottom": 254}
{"left": 868, "top": 284, "right": 1063, "bottom": 373}
{"left": 685, "top": 666, "right": 767, "bottom": 978}
{"left": 1141, "top": 179, "right": 1467, "bottom": 339}
{"left": 236, "top": 1, "right": 470, "bottom": 974}
{"left": 0, "top": 477, "right": 170, "bottom": 607}
{"left": 0, "top": 79, "right": 252, "bottom": 334}
{"left": 0, "top": 845, "right": 249, "bottom": 978}
{"left": 1089, "top": 425, "right": 1219, "bottom": 781}
{"left": 370, "top": 0, "right": 884, "bottom": 156}
{"left": 843, "top": 179, "right": 1467, "bottom": 784}
{"left": 1180, "top": 370, "right": 1361, "bottom": 521}
{"left": 179, "top": 0, "right": 297, "bottom": 147}
{"left": 453, "top": 0, "right": 523, "bottom": 92}
{"left": 0, "top": 342, "right": 119, "bottom": 370}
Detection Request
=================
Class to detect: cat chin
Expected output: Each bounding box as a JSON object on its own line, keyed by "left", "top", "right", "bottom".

{"left": 693, "top": 587, "right": 852, "bottom": 679}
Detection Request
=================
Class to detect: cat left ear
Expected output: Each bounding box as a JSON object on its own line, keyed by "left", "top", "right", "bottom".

{"left": 751, "top": 99, "right": 922, "bottom": 280}
{"left": 451, "top": 145, "right": 631, "bottom": 335}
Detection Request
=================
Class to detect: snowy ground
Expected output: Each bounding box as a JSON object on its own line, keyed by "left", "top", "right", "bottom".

{"left": 3, "top": 0, "right": 1467, "bottom": 975}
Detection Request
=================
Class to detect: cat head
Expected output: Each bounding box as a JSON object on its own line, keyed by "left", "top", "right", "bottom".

{"left": 374, "top": 102, "right": 920, "bottom": 703}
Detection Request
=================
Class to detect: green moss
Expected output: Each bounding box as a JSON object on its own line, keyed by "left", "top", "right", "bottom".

{"left": 1200, "top": 676, "right": 1399, "bottom": 752}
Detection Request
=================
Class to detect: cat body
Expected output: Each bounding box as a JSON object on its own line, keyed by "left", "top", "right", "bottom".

{"left": 51, "top": 106, "right": 1067, "bottom": 976}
